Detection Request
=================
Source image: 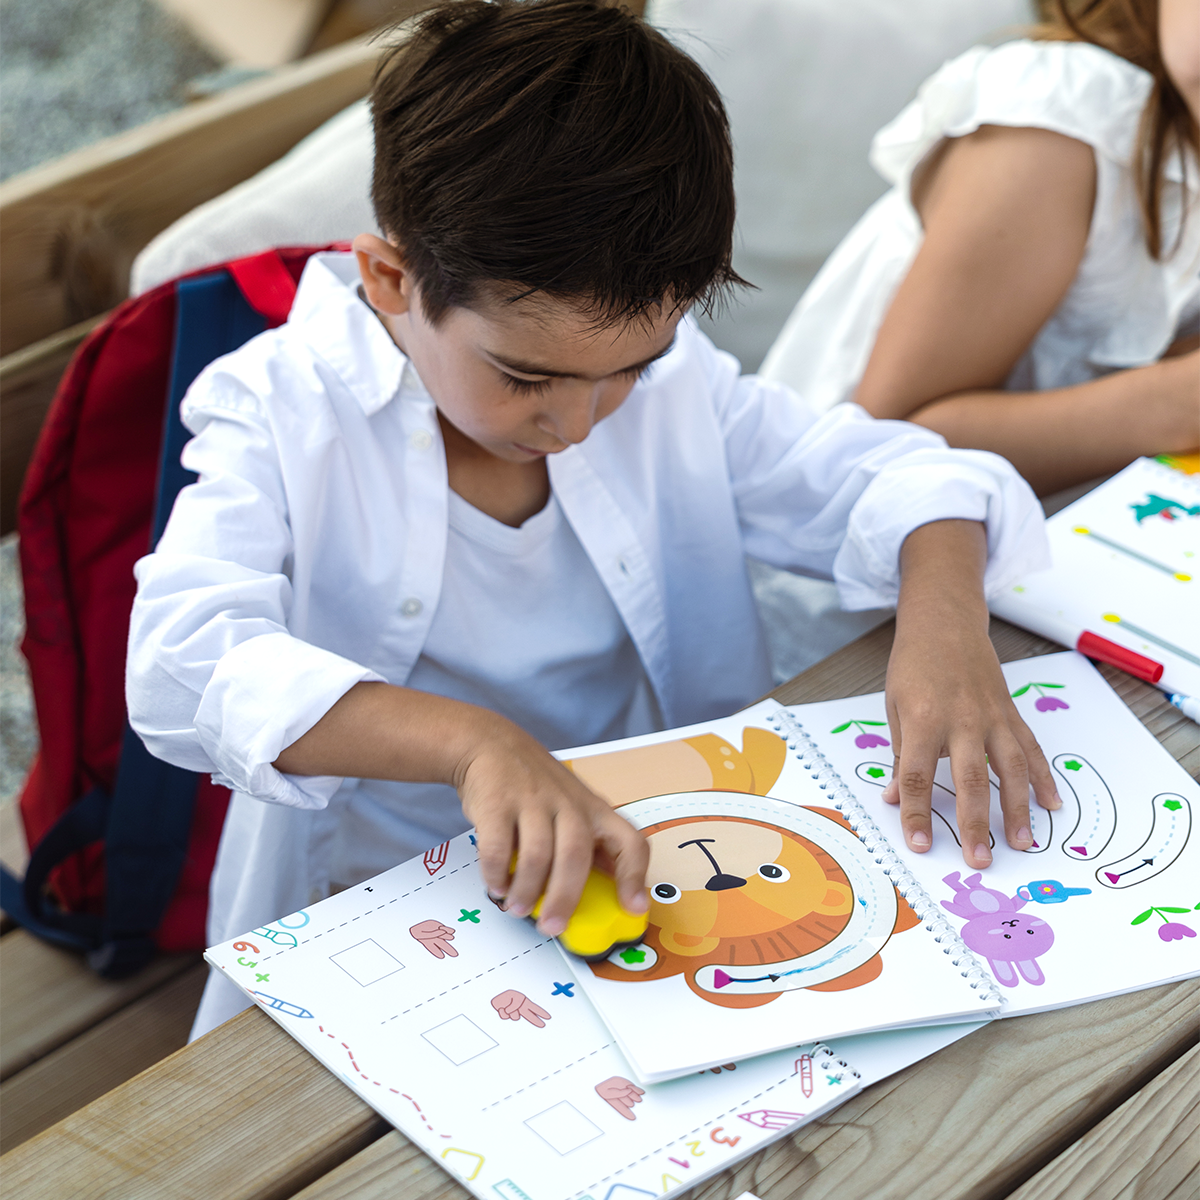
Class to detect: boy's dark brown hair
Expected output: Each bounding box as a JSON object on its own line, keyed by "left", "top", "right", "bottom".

{"left": 370, "top": 0, "right": 746, "bottom": 324}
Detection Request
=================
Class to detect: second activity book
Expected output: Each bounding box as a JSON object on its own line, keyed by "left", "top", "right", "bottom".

{"left": 990, "top": 456, "right": 1199, "bottom": 695}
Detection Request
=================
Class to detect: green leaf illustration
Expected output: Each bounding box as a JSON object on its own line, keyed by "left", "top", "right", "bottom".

{"left": 858, "top": 720, "right": 888, "bottom": 726}
{"left": 1131, "top": 910, "right": 1153, "bottom": 925}
{"left": 830, "top": 722, "right": 853, "bottom": 734}
{"left": 1010, "top": 685, "right": 1031, "bottom": 698}
{"left": 1034, "top": 683, "right": 1065, "bottom": 689}
{"left": 1160, "top": 907, "right": 1191, "bottom": 914}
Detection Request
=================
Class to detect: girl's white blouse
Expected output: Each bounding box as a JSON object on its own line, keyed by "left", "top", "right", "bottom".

{"left": 760, "top": 39, "right": 1200, "bottom": 410}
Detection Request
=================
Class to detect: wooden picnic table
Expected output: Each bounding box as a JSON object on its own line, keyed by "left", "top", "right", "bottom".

{"left": 3, "top": 617, "right": 1198, "bottom": 1200}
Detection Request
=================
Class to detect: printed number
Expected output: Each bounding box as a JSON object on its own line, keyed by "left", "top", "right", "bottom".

{"left": 233, "top": 941, "right": 261, "bottom": 955}
{"left": 237, "top": 957, "right": 257, "bottom": 968}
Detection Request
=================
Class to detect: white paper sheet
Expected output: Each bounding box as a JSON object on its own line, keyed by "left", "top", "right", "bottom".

{"left": 792, "top": 652, "right": 1200, "bottom": 1017}
{"left": 205, "top": 835, "right": 862, "bottom": 1200}
{"left": 557, "top": 703, "right": 999, "bottom": 1083}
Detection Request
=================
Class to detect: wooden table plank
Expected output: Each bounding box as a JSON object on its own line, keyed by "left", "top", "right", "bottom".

{"left": 289, "top": 1130, "right": 458, "bottom": 1200}
{"left": 0, "top": 963, "right": 208, "bottom": 1153}
{"left": 0, "top": 1007, "right": 390, "bottom": 1200}
{"left": 0, "top": 930, "right": 198, "bottom": 1079}
{"left": 1004, "top": 1042, "right": 1199, "bottom": 1200}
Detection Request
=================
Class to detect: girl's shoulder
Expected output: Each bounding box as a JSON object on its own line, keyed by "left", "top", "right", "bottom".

{"left": 870, "top": 38, "right": 1152, "bottom": 187}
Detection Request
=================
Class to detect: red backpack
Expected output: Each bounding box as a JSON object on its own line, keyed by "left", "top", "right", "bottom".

{"left": 3, "top": 246, "right": 339, "bottom": 978}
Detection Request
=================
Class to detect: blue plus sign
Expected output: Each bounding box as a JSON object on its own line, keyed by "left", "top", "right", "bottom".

{"left": 551, "top": 981, "right": 575, "bottom": 997}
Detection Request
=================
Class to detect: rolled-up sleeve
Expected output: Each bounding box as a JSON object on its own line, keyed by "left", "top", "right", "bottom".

{"left": 718, "top": 375, "right": 1048, "bottom": 610}
{"left": 126, "top": 374, "right": 383, "bottom": 810}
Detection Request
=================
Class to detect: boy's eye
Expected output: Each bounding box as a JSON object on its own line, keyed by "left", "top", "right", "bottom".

{"left": 616, "top": 364, "right": 650, "bottom": 382}
{"left": 499, "top": 372, "right": 554, "bottom": 396}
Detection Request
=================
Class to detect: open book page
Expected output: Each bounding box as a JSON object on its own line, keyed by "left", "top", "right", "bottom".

{"left": 991, "top": 458, "right": 1200, "bottom": 695}
{"left": 205, "top": 833, "right": 860, "bottom": 1200}
{"left": 556, "top": 701, "right": 999, "bottom": 1084}
{"left": 792, "top": 651, "right": 1200, "bottom": 1017}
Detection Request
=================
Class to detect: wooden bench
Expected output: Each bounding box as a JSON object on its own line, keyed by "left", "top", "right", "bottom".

{"left": 2, "top": 617, "right": 1196, "bottom": 1197}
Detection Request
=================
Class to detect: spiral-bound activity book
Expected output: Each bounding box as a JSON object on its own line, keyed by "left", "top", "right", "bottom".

{"left": 556, "top": 702, "right": 1003, "bottom": 1083}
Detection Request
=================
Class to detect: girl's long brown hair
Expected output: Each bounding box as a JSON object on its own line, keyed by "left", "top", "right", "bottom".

{"left": 1036, "top": 0, "right": 1197, "bottom": 258}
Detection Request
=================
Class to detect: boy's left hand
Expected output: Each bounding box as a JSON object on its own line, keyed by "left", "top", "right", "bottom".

{"left": 881, "top": 519, "right": 1060, "bottom": 868}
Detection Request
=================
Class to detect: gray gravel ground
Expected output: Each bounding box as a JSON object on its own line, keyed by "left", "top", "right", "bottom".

{"left": 0, "top": 0, "right": 217, "bottom": 181}
{"left": 1, "top": 535, "right": 35, "bottom": 871}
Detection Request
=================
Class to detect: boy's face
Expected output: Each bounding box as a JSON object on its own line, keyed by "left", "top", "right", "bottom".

{"left": 355, "top": 237, "right": 682, "bottom": 463}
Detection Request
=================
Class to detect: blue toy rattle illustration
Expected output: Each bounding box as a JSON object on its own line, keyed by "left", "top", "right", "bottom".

{"left": 1016, "top": 879, "right": 1092, "bottom": 904}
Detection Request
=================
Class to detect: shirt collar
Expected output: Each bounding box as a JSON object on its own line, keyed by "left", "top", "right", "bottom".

{"left": 288, "top": 251, "right": 419, "bottom": 416}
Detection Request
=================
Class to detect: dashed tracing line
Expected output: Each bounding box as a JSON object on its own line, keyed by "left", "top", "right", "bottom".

{"left": 252, "top": 858, "right": 477, "bottom": 965}
{"left": 380, "top": 941, "right": 550, "bottom": 1023}
{"left": 318, "top": 1024, "right": 452, "bottom": 1139}
{"left": 480, "top": 1044, "right": 615, "bottom": 1109}
{"left": 572, "top": 1043, "right": 850, "bottom": 1195}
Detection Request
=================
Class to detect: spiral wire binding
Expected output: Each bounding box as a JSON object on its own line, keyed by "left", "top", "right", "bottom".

{"left": 766, "top": 708, "right": 1005, "bottom": 1008}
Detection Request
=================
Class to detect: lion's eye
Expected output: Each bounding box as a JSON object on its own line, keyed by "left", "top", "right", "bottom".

{"left": 652, "top": 882, "right": 681, "bottom": 903}
{"left": 757, "top": 864, "right": 790, "bottom": 882}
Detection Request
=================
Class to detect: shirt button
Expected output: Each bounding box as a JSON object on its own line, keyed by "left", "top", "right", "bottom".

{"left": 410, "top": 429, "right": 433, "bottom": 451}
{"left": 401, "top": 598, "right": 423, "bottom": 617}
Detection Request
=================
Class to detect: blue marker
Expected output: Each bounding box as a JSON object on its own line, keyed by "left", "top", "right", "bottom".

{"left": 253, "top": 991, "right": 314, "bottom": 1018}
{"left": 1169, "top": 692, "right": 1200, "bottom": 726}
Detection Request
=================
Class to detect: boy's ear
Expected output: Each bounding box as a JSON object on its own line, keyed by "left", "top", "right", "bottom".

{"left": 353, "top": 233, "right": 412, "bottom": 317}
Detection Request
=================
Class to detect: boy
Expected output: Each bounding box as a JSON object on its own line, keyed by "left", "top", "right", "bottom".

{"left": 127, "top": 0, "right": 1058, "bottom": 1038}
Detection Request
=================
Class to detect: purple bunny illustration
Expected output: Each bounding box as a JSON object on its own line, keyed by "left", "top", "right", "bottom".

{"left": 941, "top": 872, "right": 1054, "bottom": 987}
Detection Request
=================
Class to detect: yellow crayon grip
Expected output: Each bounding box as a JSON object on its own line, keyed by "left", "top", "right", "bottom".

{"left": 531, "top": 868, "right": 649, "bottom": 961}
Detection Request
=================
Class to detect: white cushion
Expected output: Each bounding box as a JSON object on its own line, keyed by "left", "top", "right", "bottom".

{"left": 130, "top": 100, "right": 380, "bottom": 295}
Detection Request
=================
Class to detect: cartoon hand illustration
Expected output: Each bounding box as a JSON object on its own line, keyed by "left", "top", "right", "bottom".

{"left": 490, "top": 989, "right": 551, "bottom": 1027}
{"left": 595, "top": 1076, "right": 645, "bottom": 1120}
{"left": 409, "top": 919, "right": 458, "bottom": 959}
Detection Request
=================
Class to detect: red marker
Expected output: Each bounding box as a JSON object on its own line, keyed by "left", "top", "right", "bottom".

{"left": 1076, "top": 630, "right": 1163, "bottom": 683}
{"left": 997, "top": 609, "right": 1164, "bottom": 684}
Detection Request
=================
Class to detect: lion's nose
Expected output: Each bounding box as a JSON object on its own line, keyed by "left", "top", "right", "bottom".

{"left": 705, "top": 873, "right": 747, "bottom": 891}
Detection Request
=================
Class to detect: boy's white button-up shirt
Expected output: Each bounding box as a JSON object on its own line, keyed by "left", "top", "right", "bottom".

{"left": 129, "top": 252, "right": 1046, "bottom": 816}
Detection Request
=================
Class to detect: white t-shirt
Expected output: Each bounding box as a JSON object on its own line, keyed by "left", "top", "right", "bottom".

{"left": 330, "top": 488, "right": 659, "bottom": 885}
{"left": 761, "top": 39, "right": 1200, "bottom": 410}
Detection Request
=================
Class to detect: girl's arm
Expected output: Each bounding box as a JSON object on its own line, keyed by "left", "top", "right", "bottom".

{"left": 854, "top": 124, "right": 1199, "bottom": 495}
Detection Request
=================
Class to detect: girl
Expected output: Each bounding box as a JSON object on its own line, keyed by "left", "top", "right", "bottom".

{"left": 761, "top": 0, "right": 1200, "bottom": 497}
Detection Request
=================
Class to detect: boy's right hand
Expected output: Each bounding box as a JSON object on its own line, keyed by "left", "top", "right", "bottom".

{"left": 455, "top": 714, "right": 650, "bottom": 937}
{"left": 274, "top": 682, "right": 649, "bottom": 934}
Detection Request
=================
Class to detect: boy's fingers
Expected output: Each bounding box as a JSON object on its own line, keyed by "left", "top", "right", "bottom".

{"left": 536, "top": 815, "right": 595, "bottom": 936}
{"left": 505, "top": 818, "right": 554, "bottom": 919}
{"left": 988, "top": 730, "right": 1032, "bottom": 850}
{"left": 948, "top": 742, "right": 993, "bottom": 869}
{"left": 895, "top": 739, "right": 937, "bottom": 852}
{"left": 1013, "top": 719, "right": 1061, "bottom": 811}
{"left": 599, "top": 815, "right": 649, "bottom": 914}
{"left": 882, "top": 755, "right": 900, "bottom": 805}
{"left": 475, "top": 817, "right": 516, "bottom": 899}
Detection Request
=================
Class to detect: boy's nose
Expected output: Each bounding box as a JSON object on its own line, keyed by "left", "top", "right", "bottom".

{"left": 540, "top": 385, "right": 601, "bottom": 446}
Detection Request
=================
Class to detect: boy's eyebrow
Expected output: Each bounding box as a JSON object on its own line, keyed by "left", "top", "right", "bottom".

{"left": 486, "top": 334, "right": 677, "bottom": 380}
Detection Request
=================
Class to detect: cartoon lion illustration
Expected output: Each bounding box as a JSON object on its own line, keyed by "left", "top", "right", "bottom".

{"left": 590, "top": 808, "right": 920, "bottom": 1008}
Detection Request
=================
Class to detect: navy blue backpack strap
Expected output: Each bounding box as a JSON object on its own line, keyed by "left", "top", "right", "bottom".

{"left": 2, "top": 271, "right": 266, "bottom": 977}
